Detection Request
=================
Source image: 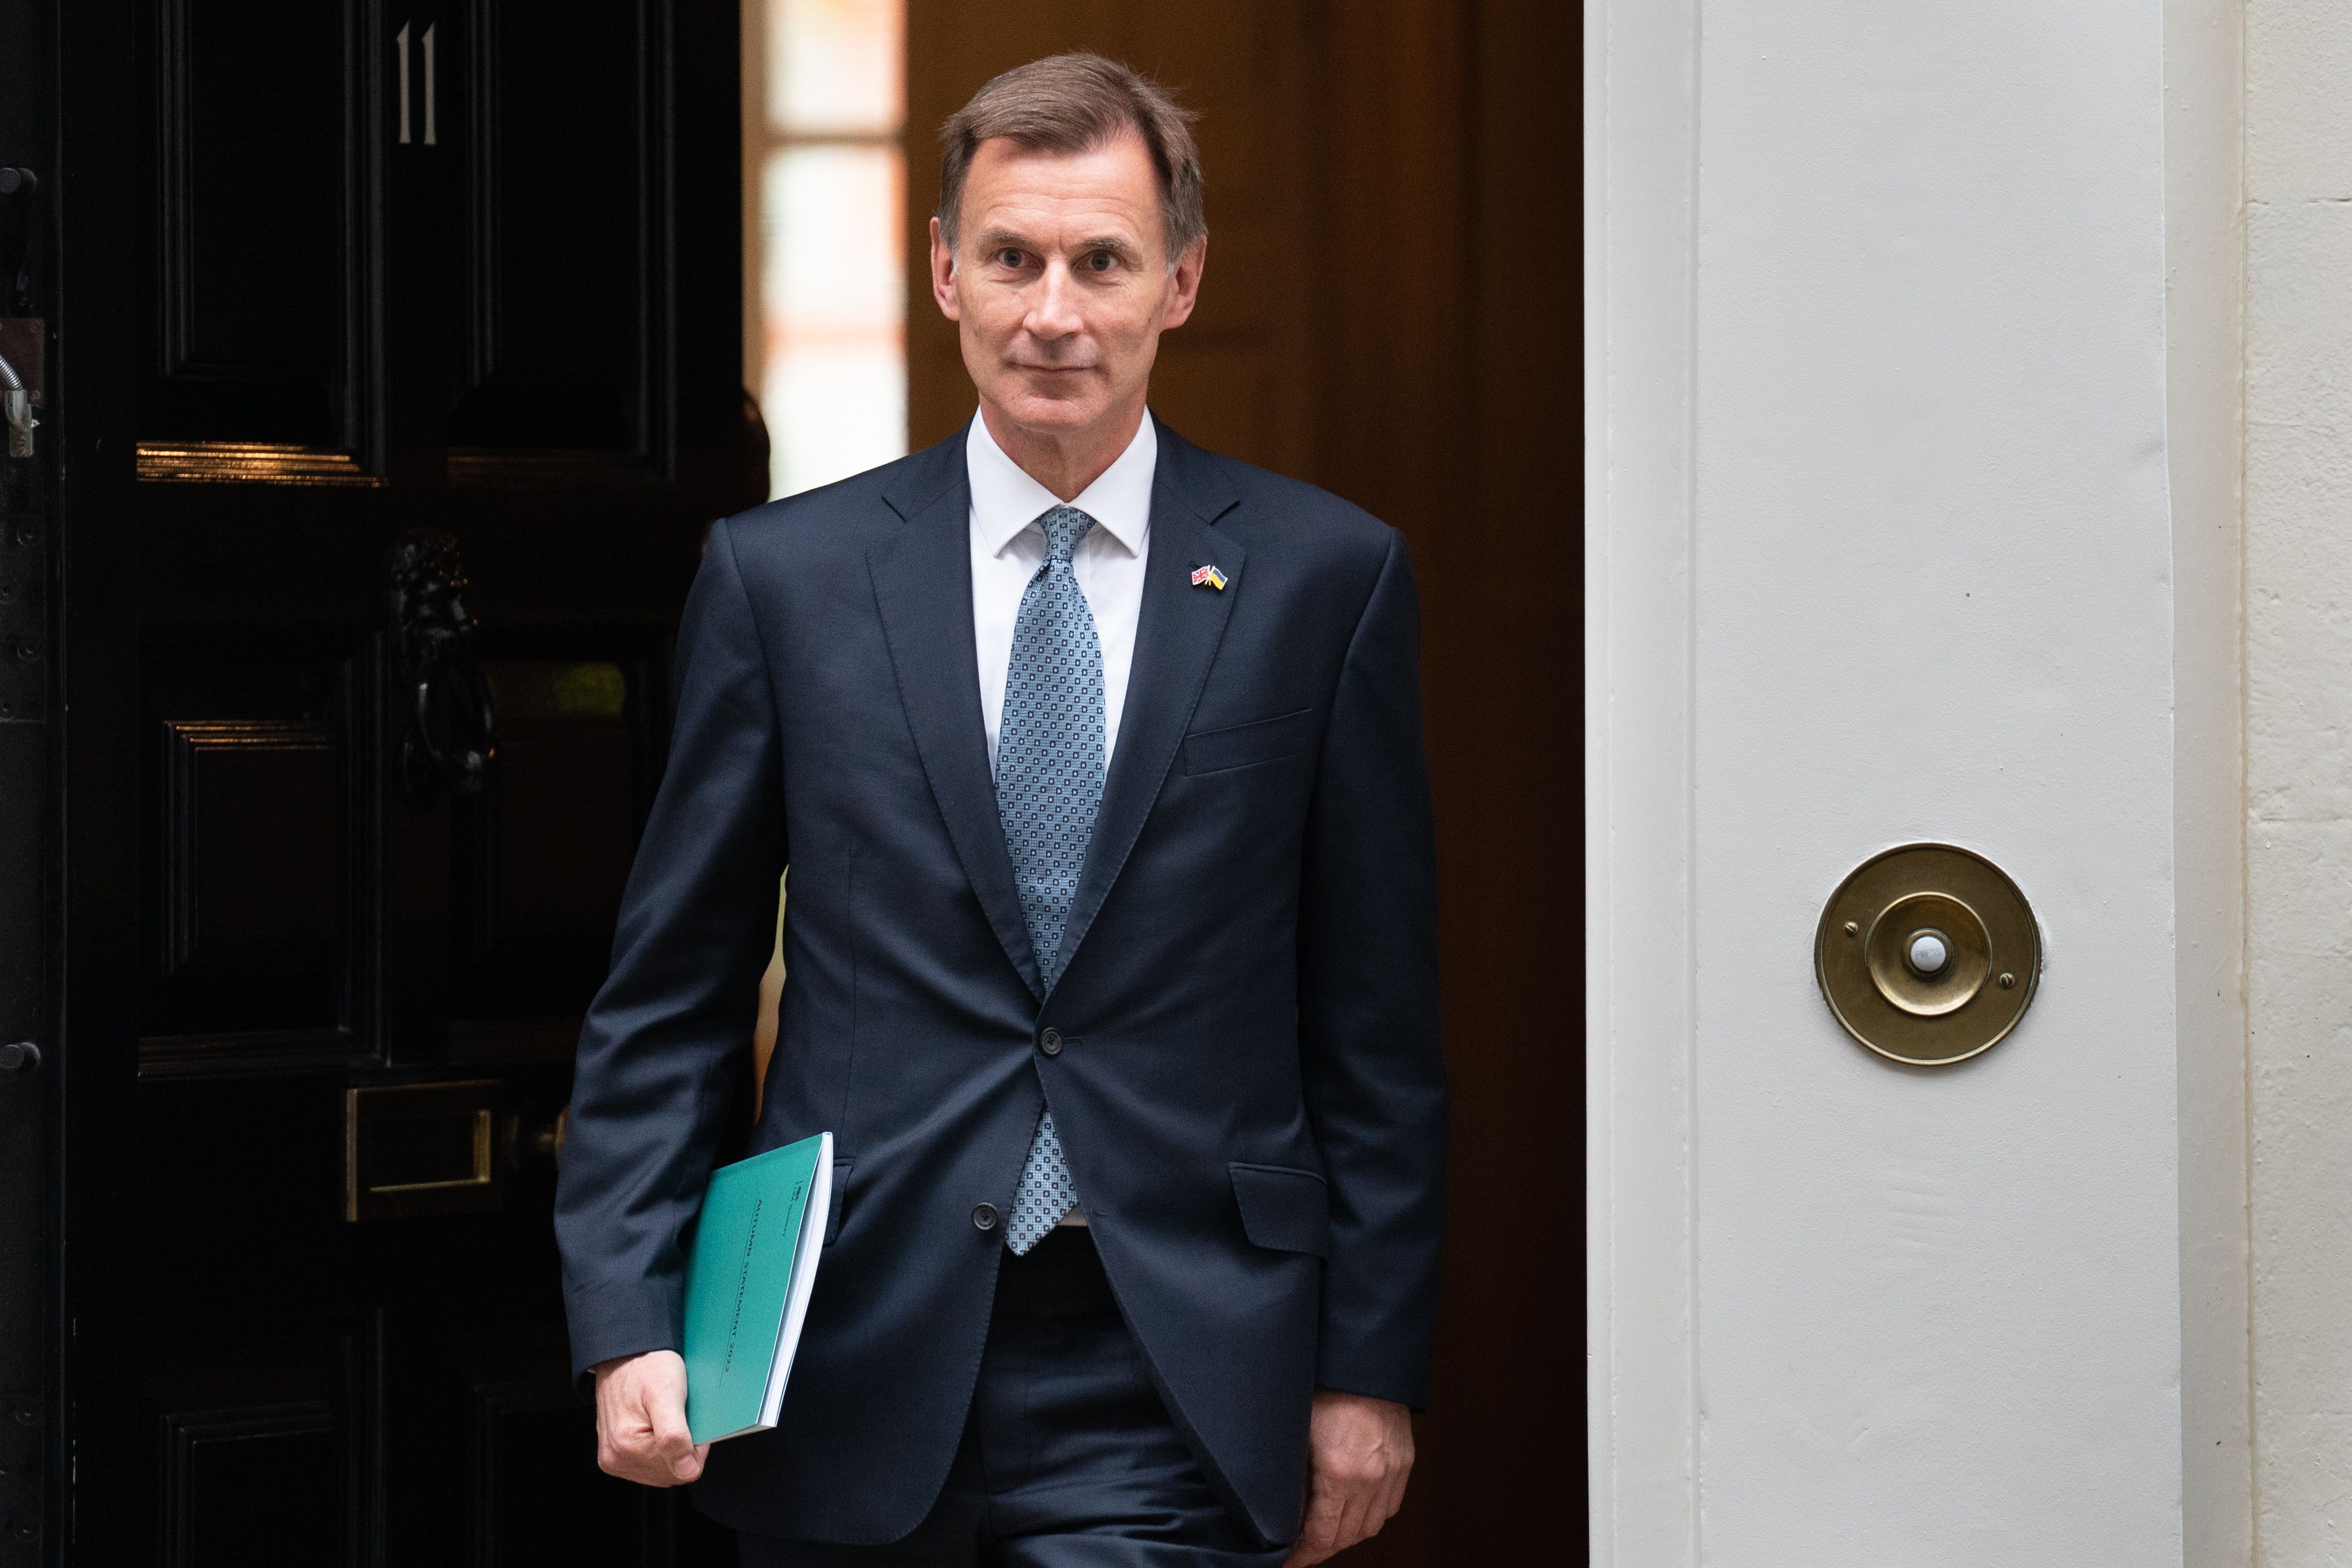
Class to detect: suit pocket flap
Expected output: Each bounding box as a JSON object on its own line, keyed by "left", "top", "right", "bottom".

{"left": 1230, "top": 1162, "right": 1333, "bottom": 1257}
{"left": 1182, "top": 708, "right": 1315, "bottom": 776}
{"left": 824, "top": 1158, "right": 853, "bottom": 1246}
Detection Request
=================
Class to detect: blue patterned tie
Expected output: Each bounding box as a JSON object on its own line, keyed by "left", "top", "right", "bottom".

{"left": 997, "top": 505, "right": 1104, "bottom": 1253}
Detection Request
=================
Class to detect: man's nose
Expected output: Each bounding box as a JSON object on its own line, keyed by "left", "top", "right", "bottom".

{"left": 1024, "top": 261, "right": 1085, "bottom": 341}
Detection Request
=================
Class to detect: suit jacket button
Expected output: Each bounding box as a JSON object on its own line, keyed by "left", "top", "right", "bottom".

{"left": 971, "top": 1203, "right": 999, "bottom": 1232}
{"left": 1040, "top": 1028, "right": 1063, "bottom": 1057}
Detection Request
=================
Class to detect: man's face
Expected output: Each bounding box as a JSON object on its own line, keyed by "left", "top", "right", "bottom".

{"left": 930, "top": 130, "right": 1204, "bottom": 442}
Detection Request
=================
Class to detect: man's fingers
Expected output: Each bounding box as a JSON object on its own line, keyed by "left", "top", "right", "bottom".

{"left": 655, "top": 1425, "right": 702, "bottom": 1481}
{"left": 648, "top": 1382, "right": 703, "bottom": 1481}
{"left": 1318, "top": 1448, "right": 1410, "bottom": 1555}
{"left": 1326, "top": 1476, "right": 1377, "bottom": 1554}
{"left": 595, "top": 1389, "right": 651, "bottom": 1482}
{"left": 600, "top": 1423, "right": 680, "bottom": 1488}
{"left": 1286, "top": 1487, "right": 1376, "bottom": 1565}
{"left": 1282, "top": 1482, "right": 1345, "bottom": 1567}
{"left": 611, "top": 1396, "right": 679, "bottom": 1487}
{"left": 592, "top": 1353, "right": 702, "bottom": 1489}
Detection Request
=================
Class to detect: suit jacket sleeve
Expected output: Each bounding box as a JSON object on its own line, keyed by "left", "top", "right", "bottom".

{"left": 554, "top": 516, "right": 788, "bottom": 1383}
{"left": 1297, "top": 528, "right": 1448, "bottom": 1409}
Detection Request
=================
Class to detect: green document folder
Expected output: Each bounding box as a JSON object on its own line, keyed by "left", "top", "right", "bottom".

{"left": 681, "top": 1131, "right": 834, "bottom": 1444}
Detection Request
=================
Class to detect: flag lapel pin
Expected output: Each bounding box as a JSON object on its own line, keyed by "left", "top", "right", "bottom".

{"left": 1190, "top": 563, "right": 1228, "bottom": 591}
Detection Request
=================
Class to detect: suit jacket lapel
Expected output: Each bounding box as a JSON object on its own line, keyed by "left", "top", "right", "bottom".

{"left": 869, "top": 430, "right": 1045, "bottom": 999}
{"left": 1049, "top": 429, "right": 1243, "bottom": 989}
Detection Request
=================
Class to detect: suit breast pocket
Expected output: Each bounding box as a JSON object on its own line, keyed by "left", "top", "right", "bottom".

{"left": 1181, "top": 708, "right": 1316, "bottom": 777}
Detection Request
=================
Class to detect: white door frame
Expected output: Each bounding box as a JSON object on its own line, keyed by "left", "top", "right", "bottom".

{"left": 1583, "top": 0, "right": 1699, "bottom": 1561}
{"left": 1584, "top": 1, "right": 2251, "bottom": 1560}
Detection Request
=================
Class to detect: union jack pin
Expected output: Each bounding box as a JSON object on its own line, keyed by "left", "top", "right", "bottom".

{"left": 1190, "top": 563, "right": 1228, "bottom": 591}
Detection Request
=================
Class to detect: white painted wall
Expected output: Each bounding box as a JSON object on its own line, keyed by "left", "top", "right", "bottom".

{"left": 1592, "top": 3, "right": 2201, "bottom": 1561}
{"left": 2246, "top": 5, "right": 2352, "bottom": 1562}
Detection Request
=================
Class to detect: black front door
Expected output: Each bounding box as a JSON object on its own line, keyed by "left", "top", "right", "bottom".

{"left": 10, "top": 2, "right": 761, "bottom": 1561}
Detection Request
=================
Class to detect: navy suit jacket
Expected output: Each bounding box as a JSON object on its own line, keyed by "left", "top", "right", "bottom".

{"left": 554, "top": 421, "right": 1446, "bottom": 1546}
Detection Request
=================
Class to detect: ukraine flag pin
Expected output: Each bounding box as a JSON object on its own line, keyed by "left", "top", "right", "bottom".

{"left": 1190, "top": 564, "right": 1228, "bottom": 591}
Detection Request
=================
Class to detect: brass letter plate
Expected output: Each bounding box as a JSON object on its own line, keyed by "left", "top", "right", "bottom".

{"left": 1815, "top": 844, "right": 2041, "bottom": 1066}
{"left": 344, "top": 1079, "right": 504, "bottom": 1221}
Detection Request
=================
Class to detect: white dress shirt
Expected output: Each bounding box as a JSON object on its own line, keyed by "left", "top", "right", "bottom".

{"left": 968, "top": 411, "right": 1155, "bottom": 1231}
{"left": 967, "top": 410, "right": 1156, "bottom": 771}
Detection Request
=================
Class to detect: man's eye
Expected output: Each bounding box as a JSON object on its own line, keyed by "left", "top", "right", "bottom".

{"left": 1086, "top": 251, "right": 1114, "bottom": 272}
{"left": 997, "top": 249, "right": 1024, "bottom": 268}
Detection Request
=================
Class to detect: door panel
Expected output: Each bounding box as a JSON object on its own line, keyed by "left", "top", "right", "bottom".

{"left": 451, "top": 0, "right": 663, "bottom": 470}
{"left": 452, "top": 654, "right": 658, "bottom": 1025}
{"left": 146, "top": 0, "right": 370, "bottom": 465}
{"left": 160, "top": 1398, "right": 344, "bottom": 1568}
{"left": 142, "top": 653, "right": 360, "bottom": 1046}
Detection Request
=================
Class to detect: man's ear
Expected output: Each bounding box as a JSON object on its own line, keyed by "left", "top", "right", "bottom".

{"left": 1161, "top": 234, "right": 1207, "bottom": 332}
{"left": 929, "top": 217, "right": 962, "bottom": 323}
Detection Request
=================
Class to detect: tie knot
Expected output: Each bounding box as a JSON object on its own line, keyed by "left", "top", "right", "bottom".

{"left": 1035, "top": 506, "right": 1095, "bottom": 563}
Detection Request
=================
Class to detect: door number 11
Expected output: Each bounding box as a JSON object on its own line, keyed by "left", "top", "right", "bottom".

{"left": 396, "top": 21, "right": 438, "bottom": 147}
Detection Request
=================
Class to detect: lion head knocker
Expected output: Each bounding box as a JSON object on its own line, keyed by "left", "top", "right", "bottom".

{"left": 387, "top": 529, "right": 496, "bottom": 799}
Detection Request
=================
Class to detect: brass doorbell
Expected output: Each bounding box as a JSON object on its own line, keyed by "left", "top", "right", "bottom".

{"left": 1815, "top": 843, "right": 2040, "bottom": 1065}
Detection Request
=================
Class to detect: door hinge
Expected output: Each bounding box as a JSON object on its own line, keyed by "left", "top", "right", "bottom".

{"left": 0, "top": 1392, "right": 41, "bottom": 1563}
{"left": 0, "top": 433, "right": 42, "bottom": 726}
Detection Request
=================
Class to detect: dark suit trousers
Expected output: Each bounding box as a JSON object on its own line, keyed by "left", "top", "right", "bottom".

{"left": 735, "top": 1230, "right": 1286, "bottom": 1568}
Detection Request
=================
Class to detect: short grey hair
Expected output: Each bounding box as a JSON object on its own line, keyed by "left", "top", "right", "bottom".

{"left": 936, "top": 52, "right": 1206, "bottom": 266}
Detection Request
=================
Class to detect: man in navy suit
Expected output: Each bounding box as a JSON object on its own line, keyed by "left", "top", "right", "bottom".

{"left": 555, "top": 52, "right": 1445, "bottom": 1567}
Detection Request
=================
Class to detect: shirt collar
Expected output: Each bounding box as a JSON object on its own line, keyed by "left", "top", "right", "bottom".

{"left": 965, "top": 408, "right": 1157, "bottom": 559}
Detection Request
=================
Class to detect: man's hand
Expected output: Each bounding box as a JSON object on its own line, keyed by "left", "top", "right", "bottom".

{"left": 1284, "top": 1390, "right": 1415, "bottom": 1566}
{"left": 591, "top": 1350, "right": 710, "bottom": 1487}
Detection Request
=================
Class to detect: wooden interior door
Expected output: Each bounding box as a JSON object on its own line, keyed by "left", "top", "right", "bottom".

{"left": 905, "top": 5, "right": 1586, "bottom": 1562}
{"left": 36, "top": 2, "right": 761, "bottom": 1562}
